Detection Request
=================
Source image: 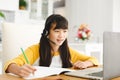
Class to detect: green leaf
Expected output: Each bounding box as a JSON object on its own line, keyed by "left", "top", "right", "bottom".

{"left": 0, "top": 12, "right": 5, "bottom": 19}
{"left": 19, "top": 0, "right": 27, "bottom": 7}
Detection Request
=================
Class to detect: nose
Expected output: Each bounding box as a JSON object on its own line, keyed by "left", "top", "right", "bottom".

{"left": 58, "top": 31, "right": 65, "bottom": 38}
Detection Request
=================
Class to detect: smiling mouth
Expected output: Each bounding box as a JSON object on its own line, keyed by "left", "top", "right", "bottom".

{"left": 57, "top": 39, "right": 64, "bottom": 42}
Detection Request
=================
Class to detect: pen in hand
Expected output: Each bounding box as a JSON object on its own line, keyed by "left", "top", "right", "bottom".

{"left": 20, "top": 48, "right": 36, "bottom": 76}
{"left": 20, "top": 48, "right": 30, "bottom": 64}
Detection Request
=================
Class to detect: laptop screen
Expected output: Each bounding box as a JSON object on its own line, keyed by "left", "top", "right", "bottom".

{"left": 103, "top": 32, "right": 120, "bottom": 80}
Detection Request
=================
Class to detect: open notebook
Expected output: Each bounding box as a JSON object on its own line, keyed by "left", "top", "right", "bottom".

{"left": 8, "top": 66, "right": 75, "bottom": 79}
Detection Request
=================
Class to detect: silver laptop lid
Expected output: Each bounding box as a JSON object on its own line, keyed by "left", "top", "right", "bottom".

{"left": 103, "top": 32, "right": 120, "bottom": 80}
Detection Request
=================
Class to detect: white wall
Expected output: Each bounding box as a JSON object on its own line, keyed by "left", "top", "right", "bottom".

{"left": 0, "top": 0, "right": 19, "bottom": 11}
{"left": 113, "top": 0, "right": 120, "bottom": 32}
{"left": 66, "top": 0, "right": 113, "bottom": 43}
{"left": 1, "top": 0, "right": 119, "bottom": 43}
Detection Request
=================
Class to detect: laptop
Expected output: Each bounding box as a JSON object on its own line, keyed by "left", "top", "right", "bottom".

{"left": 65, "top": 32, "right": 120, "bottom": 80}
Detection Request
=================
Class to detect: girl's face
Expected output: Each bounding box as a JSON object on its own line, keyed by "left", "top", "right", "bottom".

{"left": 48, "top": 23, "right": 68, "bottom": 46}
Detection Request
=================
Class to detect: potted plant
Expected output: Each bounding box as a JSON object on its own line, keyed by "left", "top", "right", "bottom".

{"left": 19, "top": 0, "right": 27, "bottom": 10}
{"left": 0, "top": 11, "right": 5, "bottom": 19}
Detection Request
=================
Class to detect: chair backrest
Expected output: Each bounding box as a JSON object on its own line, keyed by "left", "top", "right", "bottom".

{"left": 1, "top": 22, "right": 44, "bottom": 72}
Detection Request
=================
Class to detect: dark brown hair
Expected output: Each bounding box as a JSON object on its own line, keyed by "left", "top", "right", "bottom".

{"left": 39, "top": 14, "right": 72, "bottom": 68}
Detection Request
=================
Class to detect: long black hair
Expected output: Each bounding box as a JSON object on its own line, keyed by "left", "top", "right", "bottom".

{"left": 39, "top": 14, "right": 72, "bottom": 68}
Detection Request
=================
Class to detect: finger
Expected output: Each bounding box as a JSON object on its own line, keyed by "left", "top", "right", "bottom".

{"left": 74, "top": 61, "right": 82, "bottom": 67}
{"left": 22, "top": 66, "right": 33, "bottom": 74}
{"left": 25, "top": 64, "right": 37, "bottom": 71}
{"left": 24, "top": 64, "right": 37, "bottom": 76}
{"left": 21, "top": 70, "right": 30, "bottom": 77}
{"left": 73, "top": 61, "right": 82, "bottom": 65}
{"left": 74, "top": 62, "right": 85, "bottom": 69}
{"left": 18, "top": 68, "right": 30, "bottom": 77}
{"left": 78, "top": 63, "right": 87, "bottom": 69}
{"left": 73, "top": 64, "right": 81, "bottom": 69}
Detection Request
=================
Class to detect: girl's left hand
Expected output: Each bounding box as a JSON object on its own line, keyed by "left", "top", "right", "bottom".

{"left": 73, "top": 60, "right": 93, "bottom": 69}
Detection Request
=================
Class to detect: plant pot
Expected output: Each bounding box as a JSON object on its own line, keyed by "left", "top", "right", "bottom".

{"left": 19, "top": 6, "right": 26, "bottom": 10}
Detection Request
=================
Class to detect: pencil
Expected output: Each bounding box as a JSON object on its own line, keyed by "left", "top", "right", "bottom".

{"left": 20, "top": 48, "right": 30, "bottom": 64}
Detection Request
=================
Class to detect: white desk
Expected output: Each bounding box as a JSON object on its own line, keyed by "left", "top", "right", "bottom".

{"left": 69, "top": 43, "right": 103, "bottom": 64}
{"left": 85, "top": 43, "right": 103, "bottom": 64}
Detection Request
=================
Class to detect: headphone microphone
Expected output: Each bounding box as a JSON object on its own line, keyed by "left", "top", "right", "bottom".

{"left": 42, "top": 29, "right": 56, "bottom": 45}
{"left": 47, "top": 38, "right": 56, "bottom": 45}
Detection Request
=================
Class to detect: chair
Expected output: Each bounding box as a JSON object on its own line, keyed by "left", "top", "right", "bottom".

{"left": 1, "top": 22, "right": 44, "bottom": 73}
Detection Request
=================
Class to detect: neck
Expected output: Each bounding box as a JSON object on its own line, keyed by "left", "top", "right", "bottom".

{"left": 50, "top": 43, "right": 59, "bottom": 52}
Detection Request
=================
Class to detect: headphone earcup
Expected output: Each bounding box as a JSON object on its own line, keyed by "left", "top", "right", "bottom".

{"left": 43, "top": 29, "right": 48, "bottom": 36}
{"left": 45, "top": 30, "right": 48, "bottom": 36}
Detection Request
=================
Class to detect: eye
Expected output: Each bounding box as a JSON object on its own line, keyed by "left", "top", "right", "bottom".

{"left": 64, "top": 30, "right": 68, "bottom": 33}
{"left": 54, "top": 29, "right": 60, "bottom": 32}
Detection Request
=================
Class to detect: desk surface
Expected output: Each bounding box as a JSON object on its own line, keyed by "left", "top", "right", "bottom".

{"left": 0, "top": 73, "right": 88, "bottom": 80}
{"left": 1, "top": 66, "right": 119, "bottom": 80}
{"left": 1, "top": 73, "right": 120, "bottom": 80}
{"left": 0, "top": 66, "right": 102, "bottom": 80}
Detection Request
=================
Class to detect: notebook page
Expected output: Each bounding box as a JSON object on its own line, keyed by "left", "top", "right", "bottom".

{"left": 23, "top": 66, "right": 75, "bottom": 79}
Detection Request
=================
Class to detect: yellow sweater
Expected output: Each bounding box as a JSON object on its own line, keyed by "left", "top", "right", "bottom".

{"left": 4, "top": 44, "right": 99, "bottom": 71}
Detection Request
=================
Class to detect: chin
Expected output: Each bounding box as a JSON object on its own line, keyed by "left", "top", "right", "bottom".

{"left": 56, "top": 44, "right": 62, "bottom": 46}
{"left": 56, "top": 43, "right": 63, "bottom": 46}
{"left": 59, "top": 43, "right": 64, "bottom": 46}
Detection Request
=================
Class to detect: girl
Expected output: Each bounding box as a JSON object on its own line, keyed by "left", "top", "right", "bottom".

{"left": 4, "top": 14, "right": 99, "bottom": 77}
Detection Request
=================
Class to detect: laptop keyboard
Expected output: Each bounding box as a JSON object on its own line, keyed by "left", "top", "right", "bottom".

{"left": 87, "top": 71, "right": 103, "bottom": 77}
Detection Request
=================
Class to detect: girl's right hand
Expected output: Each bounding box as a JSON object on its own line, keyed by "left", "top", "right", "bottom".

{"left": 7, "top": 63, "right": 36, "bottom": 77}
{"left": 17, "top": 64, "right": 36, "bottom": 77}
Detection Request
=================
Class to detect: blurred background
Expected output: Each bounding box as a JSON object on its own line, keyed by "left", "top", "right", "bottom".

{"left": 0, "top": 0, "right": 120, "bottom": 73}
